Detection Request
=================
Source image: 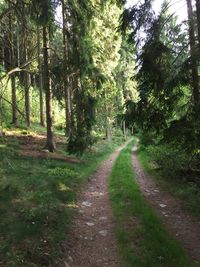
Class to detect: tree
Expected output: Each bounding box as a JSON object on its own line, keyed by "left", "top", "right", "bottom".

{"left": 186, "top": 0, "right": 199, "bottom": 113}
{"left": 196, "top": 0, "right": 200, "bottom": 51}
{"left": 62, "top": 0, "right": 71, "bottom": 138}
{"left": 30, "top": 0, "right": 56, "bottom": 151}
{"left": 37, "top": 24, "right": 45, "bottom": 127}
{"left": 43, "top": 25, "right": 56, "bottom": 151}
{"left": 8, "top": 3, "right": 18, "bottom": 127}
{"left": 88, "top": 0, "right": 123, "bottom": 140}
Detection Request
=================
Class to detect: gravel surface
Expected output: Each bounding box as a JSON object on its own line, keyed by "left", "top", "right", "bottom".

{"left": 62, "top": 144, "right": 130, "bottom": 267}
{"left": 132, "top": 147, "right": 200, "bottom": 264}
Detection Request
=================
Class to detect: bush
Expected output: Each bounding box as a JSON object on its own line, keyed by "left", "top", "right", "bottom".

{"left": 146, "top": 143, "right": 189, "bottom": 177}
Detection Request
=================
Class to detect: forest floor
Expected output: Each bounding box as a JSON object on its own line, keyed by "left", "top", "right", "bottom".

{"left": 132, "top": 147, "right": 200, "bottom": 264}
{"left": 6, "top": 130, "right": 80, "bottom": 163}
{"left": 0, "top": 127, "right": 125, "bottom": 267}
{"left": 1, "top": 130, "right": 200, "bottom": 266}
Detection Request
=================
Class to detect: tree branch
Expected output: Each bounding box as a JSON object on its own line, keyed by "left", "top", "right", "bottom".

{"left": 0, "top": 96, "right": 25, "bottom": 118}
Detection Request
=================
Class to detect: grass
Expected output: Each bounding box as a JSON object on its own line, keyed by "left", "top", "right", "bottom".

{"left": 138, "top": 148, "right": 200, "bottom": 218}
{"left": 109, "top": 142, "right": 197, "bottom": 267}
{"left": 0, "top": 126, "right": 124, "bottom": 267}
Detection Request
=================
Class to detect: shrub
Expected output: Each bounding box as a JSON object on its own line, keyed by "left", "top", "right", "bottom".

{"left": 146, "top": 143, "right": 189, "bottom": 177}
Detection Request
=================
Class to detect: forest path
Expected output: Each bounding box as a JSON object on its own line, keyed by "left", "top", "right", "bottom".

{"left": 62, "top": 141, "right": 131, "bottom": 267}
{"left": 132, "top": 147, "right": 200, "bottom": 264}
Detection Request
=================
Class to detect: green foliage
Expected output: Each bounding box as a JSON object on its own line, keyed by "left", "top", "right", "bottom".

{"left": 123, "top": 1, "right": 200, "bottom": 180}
{"left": 47, "top": 167, "right": 79, "bottom": 179}
{"left": 68, "top": 94, "right": 97, "bottom": 154}
{"left": 138, "top": 147, "right": 200, "bottom": 218}
{"left": 146, "top": 143, "right": 188, "bottom": 176}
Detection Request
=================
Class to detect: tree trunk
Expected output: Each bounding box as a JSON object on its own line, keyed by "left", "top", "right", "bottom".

{"left": 37, "top": 25, "right": 45, "bottom": 126}
{"left": 11, "top": 75, "right": 18, "bottom": 126}
{"left": 75, "top": 74, "right": 84, "bottom": 132}
{"left": 2, "top": 32, "right": 5, "bottom": 68}
{"left": 24, "top": 73, "right": 31, "bottom": 127}
{"left": 9, "top": 10, "right": 18, "bottom": 127}
{"left": 123, "top": 120, "right": 126, "bottom": 139}
{"left": 196, "top": 0, "right": 200, "bottom": 51}
{"left": 62, "top": 0, "right": 71, "bottom": 137}
{"left": 104, "top": 89, "right": 112, "bottom": 141}
{"left": 186, "top": 0, "right": 199, "bottom": 112}
{"left": 43, "top": 26, "right": 55, "bottom": 152}
{"left": 24, "top": 76, "right": 31, "bottom": 127}
{"left": 24, "top": 44, "right": 31, "bottom": 127}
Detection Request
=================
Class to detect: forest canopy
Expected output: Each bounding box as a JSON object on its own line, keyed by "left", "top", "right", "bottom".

{"left": 0, "top": 0, "right": 137, "bottom": 153}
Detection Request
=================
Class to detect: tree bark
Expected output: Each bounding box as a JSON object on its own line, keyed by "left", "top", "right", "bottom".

{"left": 75, "top": 73, "right": 84, "bottom": 132}
{"left": 62, "top": 0, "right": 71, "bottom": 137}
{"left": 196, "top": 0, "right": 200, "bottom": 51}
{"left": 37, "top": 25, "right": 45, "bottom": 126}
{"left": 43, "top": 26, "right": 55, "bottom": 152}
{"left": 104, "top": 89, "right": 112, "bottom": 141}
{"left": 123, "top": 120, "right": 126, "bottom": 139}
{"left": 9, "top": 9, "right": 18, "bottom": 127}
{"left": 24, "top": 44, "right": 31, "bottom": 127}
{"left": 186, "top": 0, "right": 199, "bottom": 112}
{"left": 11, "top": 75, "right": 18, "bottom": 126}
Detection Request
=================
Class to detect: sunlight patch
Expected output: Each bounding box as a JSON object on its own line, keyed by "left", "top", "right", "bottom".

{"left": 58, "top": 182, "right": 72, "bottom": 192}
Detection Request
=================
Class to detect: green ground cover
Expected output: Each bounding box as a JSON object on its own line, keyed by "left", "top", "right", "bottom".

{"left": 0, "top": 127, "right": 123, "bottom": 267}
{"left": 109, "top": 142, "right": 197, "bottom": 267}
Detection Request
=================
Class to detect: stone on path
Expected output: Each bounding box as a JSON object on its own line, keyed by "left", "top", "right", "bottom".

{"left": 159, "top": 203, "right": 167, "bottom": 208}
{"left": 99, "top": 230, "right": 108, "bottom": 237}
{"left": 81, "top": 201, "right": 92, "bottom": 207}
{"left": 86, "top": 222, "right": 95, "bottom": 226}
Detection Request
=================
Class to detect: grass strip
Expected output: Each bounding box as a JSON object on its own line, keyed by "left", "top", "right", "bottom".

{"left": 109, "top": 142, "right": 196, "bottom": 267}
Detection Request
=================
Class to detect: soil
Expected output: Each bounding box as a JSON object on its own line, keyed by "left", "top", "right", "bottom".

{"left": 61, "top": 145, "right": 129, "bottom": 267}
{"left": 7, "top": 133, "right": 80, "bottom": 163}
{"left": 132, "top": 147, "right": 200, "bottom": 264}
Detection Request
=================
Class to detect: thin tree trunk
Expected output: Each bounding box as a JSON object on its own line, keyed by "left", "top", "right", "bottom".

{"left": 24, "top": 73, "right": 31, "bottom": 127}
{"left": 9, "top": 10, "right": 18, "bottom": 127}
{"left": 123, "top": 120, "right": 126, "bottom": 139}
{"left": 186, "top": 0, "right": 199, "bottom": 112}
{"left": 104, "top": 89, "right": 112, "bottom": 141}
{"left": 37, "top": 25, "right": 45, "bottom": 126}
{"left": 62, "top": 0, "right": 71, "bottom": 137}
{"left": 2, "top": 32, "right": 5, "bottom": 68}
{"left": 43, "top": 26, "right": 55, "bottom": 152}
{"left": 16, "top": 25, "right": 20, "bottom": 67}
{"left": 11, "top": 75, "right": 18, "bottom": 126}
{"left": 75, "top": 74, "right": 84, "bottom": 132}
{"left": 196, "top": 0, "right": 200, "bottom": 51}
{"left": 24, "top": 45, "right": 31, "bottom": 127}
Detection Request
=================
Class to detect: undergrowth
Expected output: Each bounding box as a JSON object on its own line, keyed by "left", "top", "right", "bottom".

{"left": 0, "top": 127, "right": 123, "bottom": 267}
{"left": 138, "top": 148, "right": 200, "bottom": 218}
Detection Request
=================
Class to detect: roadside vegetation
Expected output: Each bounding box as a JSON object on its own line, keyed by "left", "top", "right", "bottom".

{"left": 0, "top": 125, "right": 125, "bottom": 267}
{"left": 109, "top": 142, "right": 195, "bottom": 267}
{"left": 138, "top": 144, "right": 200, "bottom": 218}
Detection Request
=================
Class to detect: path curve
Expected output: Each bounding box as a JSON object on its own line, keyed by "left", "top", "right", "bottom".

{"left": 132, "top": 148, "right": 200, "bottom": 264}
{"left": 62, "top": 142, "right": 130, "bottom": 267}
